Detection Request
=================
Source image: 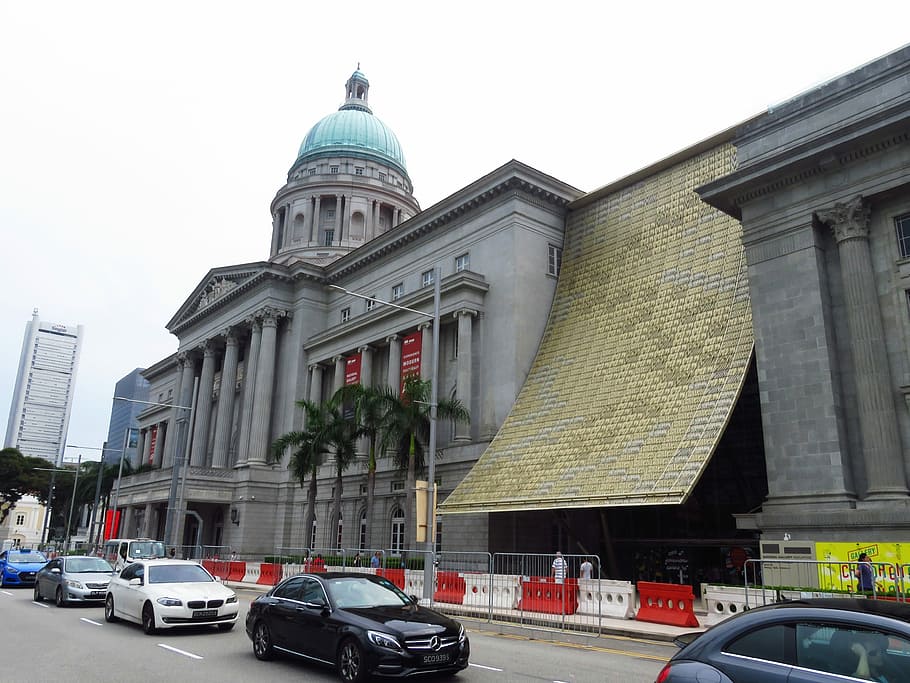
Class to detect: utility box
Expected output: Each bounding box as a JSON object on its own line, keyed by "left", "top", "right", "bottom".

{"left": 758, "top": 541, "right": 819, "bottom": 588}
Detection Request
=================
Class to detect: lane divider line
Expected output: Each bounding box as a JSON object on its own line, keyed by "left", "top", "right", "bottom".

{"left": 469, "top": 663, "right": 504, "bottom": 672}
{"left": 158, "top": 644, "right": 203, "bottom": 660}
{"left": 31, "top": 601, "right": 50, "bottom": 608}
{"left": 80, "top": 617, "right": 103, "bottom": 626}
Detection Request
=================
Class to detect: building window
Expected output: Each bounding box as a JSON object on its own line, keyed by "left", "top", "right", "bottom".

{"left": 324, "top": 230, "right": 334, "bottom": 246}
{"left": 379, "top": 172, "right": 386, "bottom": 182}
{"left": 390, "top": 510, "right": 405, "bottom": 553}
{"left": 896, "top": 214, "right": 910, "bottom": 258}
{"left": 326, "top": 209, "right": 335, "bottom": 219}
{"left": 355, "top": 167, "right": 364, "bottom": 176}
{"left": 15, "top": 513, "right": 25, "bottom": 526}
{"left": 336, "top": 512, "right": 343, "bottom": 549}
{"left": 548, "top": 244, "right": 562, "bottom": 276}
{"left": 392, "top": 283, "right": 403, "bottom": 301}
{"left": 308, "top": 168, "right": 317, "bottom": 176}
{"left": 455, "top": 253, "right": 469, "bottom": 272}
{"left": 359, "top": 510, "right": 367, "bottom": 550}
{"left": 310, "top": 518, "right": 317, "bottom": 549}
{"left": 435, "top": 520, "right": 442, "bottom": 553}
{"left": 341, "top": 307, "right": 350, "bottom": 323}
{"left": 391, "top": 480, "right": 404, "bottom": 492}
{"left": 421, "top": 269, "right": 434, "bottom": 287}
{"left": 366, "top": 296, "right": 377, "bottom": 312}
{"left": 330, "top": 165, "right": 339, "bottom": 174}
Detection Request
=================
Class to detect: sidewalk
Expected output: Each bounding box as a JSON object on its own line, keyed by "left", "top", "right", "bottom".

{"left": 225, "top": 579, "right": 707, "bottom": 644}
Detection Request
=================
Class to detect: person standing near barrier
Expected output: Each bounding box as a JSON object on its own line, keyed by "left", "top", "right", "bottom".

{"left": 579, "top": 558, "right": 594, "bottom": 580}
{"left": 855, "top": 553, "right": 874, "bottom": 593}
{"left": 371, "top": 551, "right": 382, "bottom": 568}
{"left": 551, "top": 551, "right": 567, "bottom": 584}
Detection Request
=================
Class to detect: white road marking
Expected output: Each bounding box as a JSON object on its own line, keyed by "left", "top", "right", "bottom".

{"left": 158, "top": 644, "right": 204, "bottom": 660}
{"left": 1, "top": 591, "right": 13, "bottom": 596}
{"left": 469, "top": 663, "right": 504, "bottom": 671}
{"left": 80, "top": 617, "right": 103, "bottom": 626}
{"left": 32, "top": 600, "right": 50, "bottom": 608}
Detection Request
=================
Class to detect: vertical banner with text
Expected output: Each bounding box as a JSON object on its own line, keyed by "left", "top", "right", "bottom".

{"left": 400, "top": 330, "right": 422, "bottom": 395}
{"left": 343, "top": 354, "right": 362, "bottom": 420}
{"left": 103, "top": 510, "right": 121, "bottom": 542}
{"left": 147, "top": 425, "right": 158, "bottom": 466}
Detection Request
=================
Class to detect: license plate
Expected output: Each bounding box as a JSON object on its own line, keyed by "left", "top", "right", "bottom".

{"left": 89, "top": 592, "right": 105, "bottom": 599}
{"left": 422, "top": 653, "right": 450, "bottom": 664}
{"left": 193, "top": 609, "right": 218, "bottom": 619}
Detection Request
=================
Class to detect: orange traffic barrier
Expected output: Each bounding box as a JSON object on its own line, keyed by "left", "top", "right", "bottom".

{"left": 434, "top": 571, "right": 466, "bottom": 604}
{"left": 376, "top": 567, "right": 405, "bottom": 589}
{"left": 635, "top": 581, "right": 699, "bottom": 627}
{"left": 518, "top": 577, "right": 578, "bottom": 615}
{"left": 227, "top": 561, "right": 246, "bottom": 582}
{"left": 258, "top": 562, "right": 283, "bottom": 586}
{"left": 201, "top": 559, "right": 217, "bottom": 575}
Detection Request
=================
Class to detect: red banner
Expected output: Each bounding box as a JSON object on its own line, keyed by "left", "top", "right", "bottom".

{"left": 147, "top": 425, "right": 158, "bottom": 465}
{"left": 103, "top": 510, "right": 121, "bottom": 542}
{"left": 400, "top": 330, "right": 422, "bottom": 393}
{"left": 345, "top": 353, "right": 362, "bottom": 385}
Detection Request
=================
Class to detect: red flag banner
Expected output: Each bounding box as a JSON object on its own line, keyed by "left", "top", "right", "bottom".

{"left": 345, "top": 354, "right": 362, "bottom": 385}
{"left": 103, "top": 510, "right": 121, "bottom": 542}
{"left": 147, "top": 425, "right": 158, "bottom": 465}
{"left": 400, "top": 330, "right": 422, "bottom": 393}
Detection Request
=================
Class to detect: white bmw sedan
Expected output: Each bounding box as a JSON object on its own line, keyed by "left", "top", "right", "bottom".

{"left": 104, "top": 559, "right": 238, "bottom": 634}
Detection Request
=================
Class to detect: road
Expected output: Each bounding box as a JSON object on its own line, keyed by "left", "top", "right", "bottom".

{"left": 0, "top": 585, "right": 671, "bottom": 682}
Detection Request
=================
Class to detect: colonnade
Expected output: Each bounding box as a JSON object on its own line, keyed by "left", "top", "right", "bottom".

{"left": 279, "top": 194, "right": 405, "bottom": 248}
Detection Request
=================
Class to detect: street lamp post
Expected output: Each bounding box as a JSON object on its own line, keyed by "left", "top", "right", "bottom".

{"left": 35, "top": 456, "right": 85, "bottom": 551}
{"left": 331, "top": 266, "right": 441, "bottom": 602}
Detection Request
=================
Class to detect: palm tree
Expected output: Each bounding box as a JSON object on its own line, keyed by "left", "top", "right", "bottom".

{"left": 381, "top": 375, "right": 470, "bottom": 549}
{"left": 323, "top": 390, "right": 365, "bottom": 549}
{"left": 334, "top": 383, "right": 397, "bottom": 548}
{"left": 270, "top": 399, "right": 332, "bottom": 552}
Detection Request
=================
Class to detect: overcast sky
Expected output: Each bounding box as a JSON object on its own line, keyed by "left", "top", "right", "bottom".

{"left": 1, "top": 1, "right": 907, "bottom": 463}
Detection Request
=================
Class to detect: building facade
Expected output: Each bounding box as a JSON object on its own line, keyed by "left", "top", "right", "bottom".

{"left": 4, "top": 309, "right": 84, "bottom": 465}
{"left": 103, "top": 368, "right": 149, "bottom": 466}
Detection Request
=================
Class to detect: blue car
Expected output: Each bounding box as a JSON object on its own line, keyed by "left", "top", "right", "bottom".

{"left": 0, "top": 548, "right": 48, "bottom": 587}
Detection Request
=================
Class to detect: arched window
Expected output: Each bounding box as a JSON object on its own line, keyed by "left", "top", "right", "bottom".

{"left": 359, "top": 509, "right": 367, "bottom": 550}
{"left": 390, "top": 509, "right": 405, "bottom": 554}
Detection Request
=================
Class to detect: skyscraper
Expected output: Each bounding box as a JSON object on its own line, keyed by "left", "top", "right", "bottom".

{"left": 4, "top": 309, "right": 84, "bottom": 465}
{"left": 104, "top": 368, "right": 149, "bottom": 465}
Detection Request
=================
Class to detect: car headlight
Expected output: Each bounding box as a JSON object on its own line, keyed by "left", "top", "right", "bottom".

{"left": 458, "top": 624, "right": 466, "bottom": 643}
{"left": 65, "top": 580, "right": 85, "bottom": 590}
{"left": 7, "top": 567, "right": 19, "bottom": 575}
{"left": 367, "top": 630, "right": 402, "bottom": 652}
{"left": 226, "top": 594, "right": 237, "bottom": 604}
{"left": 156, "top": 597, "right": 183, "bottom": 607}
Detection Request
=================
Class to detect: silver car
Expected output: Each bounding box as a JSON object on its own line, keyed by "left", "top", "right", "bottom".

{"left": 34, "top": 555, "right": 114, "bottom": 606}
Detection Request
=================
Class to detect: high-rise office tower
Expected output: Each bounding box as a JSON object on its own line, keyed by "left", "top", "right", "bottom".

{"left": 4, "top": 309, "right": 84, "bottom": 465}
{"left": 104, "top": 368, "right": 149, "bottom": 465}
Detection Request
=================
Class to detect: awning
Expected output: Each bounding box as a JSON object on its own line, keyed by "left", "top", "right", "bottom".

{"left": 440, "top": 142, "right": 753, "bottom": 514}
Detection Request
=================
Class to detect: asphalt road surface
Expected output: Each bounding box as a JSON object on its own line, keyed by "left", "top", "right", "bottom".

{"left": 0, "top": 585, "right": 672, "bottom": 682}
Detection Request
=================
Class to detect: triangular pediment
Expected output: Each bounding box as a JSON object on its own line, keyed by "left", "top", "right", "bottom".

{"left": 167, "top": 262, "right": 269, "bottom": 330}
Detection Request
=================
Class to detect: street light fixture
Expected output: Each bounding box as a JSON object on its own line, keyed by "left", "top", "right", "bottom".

{"left": 330, "top": 267, "right": 441, "bottom": 602}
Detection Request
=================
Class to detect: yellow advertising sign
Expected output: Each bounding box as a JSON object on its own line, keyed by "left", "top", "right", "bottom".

{"left": 815, "top": 542, "right": 908, "bottom": 595}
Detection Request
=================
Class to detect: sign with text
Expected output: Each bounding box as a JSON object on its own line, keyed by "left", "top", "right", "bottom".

{"left": 400, "top": 330, "right": 422, "bottom": 393}
{"left": 147, "top": 425, "right": 158, "bottom": 465}
{"left": 345, "top": 354, "right": 362, "bottom": 385}
{"left": 814, "top": 541, "right": 907, "bottom": 595}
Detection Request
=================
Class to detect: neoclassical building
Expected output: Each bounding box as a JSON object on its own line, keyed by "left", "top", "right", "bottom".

{"left": 122, "top": 69, "right": 582, "bottom": 554}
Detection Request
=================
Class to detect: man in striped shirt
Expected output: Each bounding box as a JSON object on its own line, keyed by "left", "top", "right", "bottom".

{"left": 551, "top": 551, "right": 567, "bottom": 584}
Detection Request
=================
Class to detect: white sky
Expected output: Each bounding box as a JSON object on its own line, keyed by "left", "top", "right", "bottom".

{"left": 1, "top": 1, "right": 907, "bottom": 461}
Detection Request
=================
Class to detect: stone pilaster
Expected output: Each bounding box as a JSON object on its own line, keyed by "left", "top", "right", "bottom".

{"left": 419, "top": 322, "right": 432, "bottom": 381}
{"left": 333, "top": 355, "right": 346, "bottom": 396}
{"left": 190, "top": 341, "right": 217, "bottom": 467}
{"left": 816, "top": 195, "right": 909, "bottom": 499}
{"left": 212, "top": 329, "right": 240, "bottom": 468}
{"left": 237, "top": 320, "right": 262, "bottom": 466}
{"left": 387, "top": 334, "right": 401, "bottom": 390}
{"left": 309, "top": 364, "right": 324, "bottom": 403}
{"left": 311, "top": 196, "right": 321, "bottom": 242}
{"left": 359, "top": 345, "right": 373, "bottom": 387}
{"left": 455, "top": 309, "right": 476, "bottom": 441}
{"left": 247, "top": 309, "right": 280, "bottom": 464}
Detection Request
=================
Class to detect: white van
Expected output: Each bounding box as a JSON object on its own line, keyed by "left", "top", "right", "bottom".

{"left": 102, "top": 538, "right": 167, "bottom": 572}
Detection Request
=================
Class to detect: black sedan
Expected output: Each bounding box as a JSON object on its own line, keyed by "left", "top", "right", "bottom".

{"left": 655, "top": 598, "right": 910, "bottom": 682}
{"left": 246, "top": 572, "right": 469, "bottom": 682}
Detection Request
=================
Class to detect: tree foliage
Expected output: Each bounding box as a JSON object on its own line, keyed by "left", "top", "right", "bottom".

{"left": 0, "top": 448, "right": 54, "bottom": 525}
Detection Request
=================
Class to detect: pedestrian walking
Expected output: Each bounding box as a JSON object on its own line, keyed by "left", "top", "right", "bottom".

{"left": 579, "top": 557, "right": 594, "bottom": 580}
{"left": 855, "top": 552, "right": 874, "bottom": 592}
{"left": 551, "top": 551, "right": 567, "bottom": 584}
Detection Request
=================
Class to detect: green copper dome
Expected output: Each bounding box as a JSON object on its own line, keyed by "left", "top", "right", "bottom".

{"left": 296, "top": 109, "right": 408, "bottom": 175}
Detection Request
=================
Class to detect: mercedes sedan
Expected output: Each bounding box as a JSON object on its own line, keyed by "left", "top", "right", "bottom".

{"left": 104, "top": 559, "right": 238, "bottom": 634}
{"left": 34, "top": 555, "right": 114, "bottom": 606}
{"left": 246, "top": 572, "right": 470, "bottom": 682}
{"left": 655, "top": 598, "right": 910, "bottom": 682}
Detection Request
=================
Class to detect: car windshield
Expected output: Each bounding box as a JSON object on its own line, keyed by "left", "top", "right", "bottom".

{"left": 64, "top": 557, "right": 113, "bottom": 573}
{"left": 7, "top": 552, "right": 46, "bottom": 563}
{"left": 327, "top": 577, "right": 411, "bottom": 609}
{"left": 148, "top": 564, "right": 214, "bottom": 584}
{"left": 130, "top": 541, "right": 166, "bottom": 558}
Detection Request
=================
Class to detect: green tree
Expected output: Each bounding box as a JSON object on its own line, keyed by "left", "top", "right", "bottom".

{"left": 0, "top": 448, "right": 53, "bottom": 525}
{"left": 270, "top": 399, "right": 332, "bottom": 552}
{"left": 381, "top": 375, "right": 470, "bottom": 550}
{"left": 323, "top": 389, "right": 365, "bottom": 549}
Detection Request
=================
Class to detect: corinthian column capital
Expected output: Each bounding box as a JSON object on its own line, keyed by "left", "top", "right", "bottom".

{"left": 816, "top": 195, "right": 870, "bottom": 243}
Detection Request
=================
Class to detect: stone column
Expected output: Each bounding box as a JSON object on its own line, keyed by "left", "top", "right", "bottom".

{"left": 342, "top": 195, "right": 351, "bottom": 241}
{"left": 212, "top": 329, "right": 240, "bottom": 468}
{"left": 311, "top": 196, "right": 321, "bottom": 243}
{"left": 333, "top": 355, "right": 346, "bottom": 396}
{"left": 817, "top": 195, "right": 909, "bottom": 499}
{"left": 247, "top": 310, "right": 280, "bottom": 464}
{"left": 454, "top": 310, "right": 475, "bottom": 441}
{"left": 393, "top": 207, "right": 400, "bottom": 227}
{"left": 387, "top": 334, "right": 401, "bottom": 391}
{"left": 359, "top": 345, "right": 373, "bottom": 387}
{"left": 135, "top": 429, "right": 146, "bottom": 468}
{"left": 309, "top": 364, "right": 324, "bottom": 404}
{"left": 419, "top": 322, "right": 433, "bottom": 381}
{"left": 372, "top": 201, "right": 380, "bottom": 240}
{"left": 166, "top": 354, "right": 196, "bottom": 467}
{"left": 190, "top": 341, "right": 217, "bottom": 467}
{"left": 142, "top": 502, "right": 154, "bottom": 537}
{"left": 334, "top": 195, "right": 342, "bottom": 239}
{"left": 237, "top": 321, "right": 262, "bottom": 466}
{"left": 122, "top": 506, "right": 135, "bottom": 537}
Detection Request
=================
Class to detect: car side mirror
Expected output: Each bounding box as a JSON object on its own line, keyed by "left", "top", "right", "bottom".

{"left": 51, "top": 568, "right": 61, "bottom": 574}
{"left": 409, "top": 595, "right": 419, "bottom": 604}
{"left": 129, "top": 577, "right": 142, "bottom": 587}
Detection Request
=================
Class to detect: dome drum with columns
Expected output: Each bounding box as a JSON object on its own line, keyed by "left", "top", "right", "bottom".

{"left": 271, "top": 69, "right": 419, "bottom": 265}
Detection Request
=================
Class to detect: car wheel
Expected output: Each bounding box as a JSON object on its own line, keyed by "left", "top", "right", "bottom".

{"left": 55, "top": 587, "right": 67, "bottom": 608}
{"left": 252, "top": 621, "right": 274, "bottom": 660}
{"left": 217, "top": 622, "right": 234, "bottom": 632}
{"left": 337, "top": 638, "right": 367, "bottom": 683}
{"left": 33, "top": 583, "right": 42, "bottom": 602}
{"left": 104, "top": 594, "right": 119, "bottom": 622}
{"left": 142, "top": 603, "right": 157, "bottom": 635}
